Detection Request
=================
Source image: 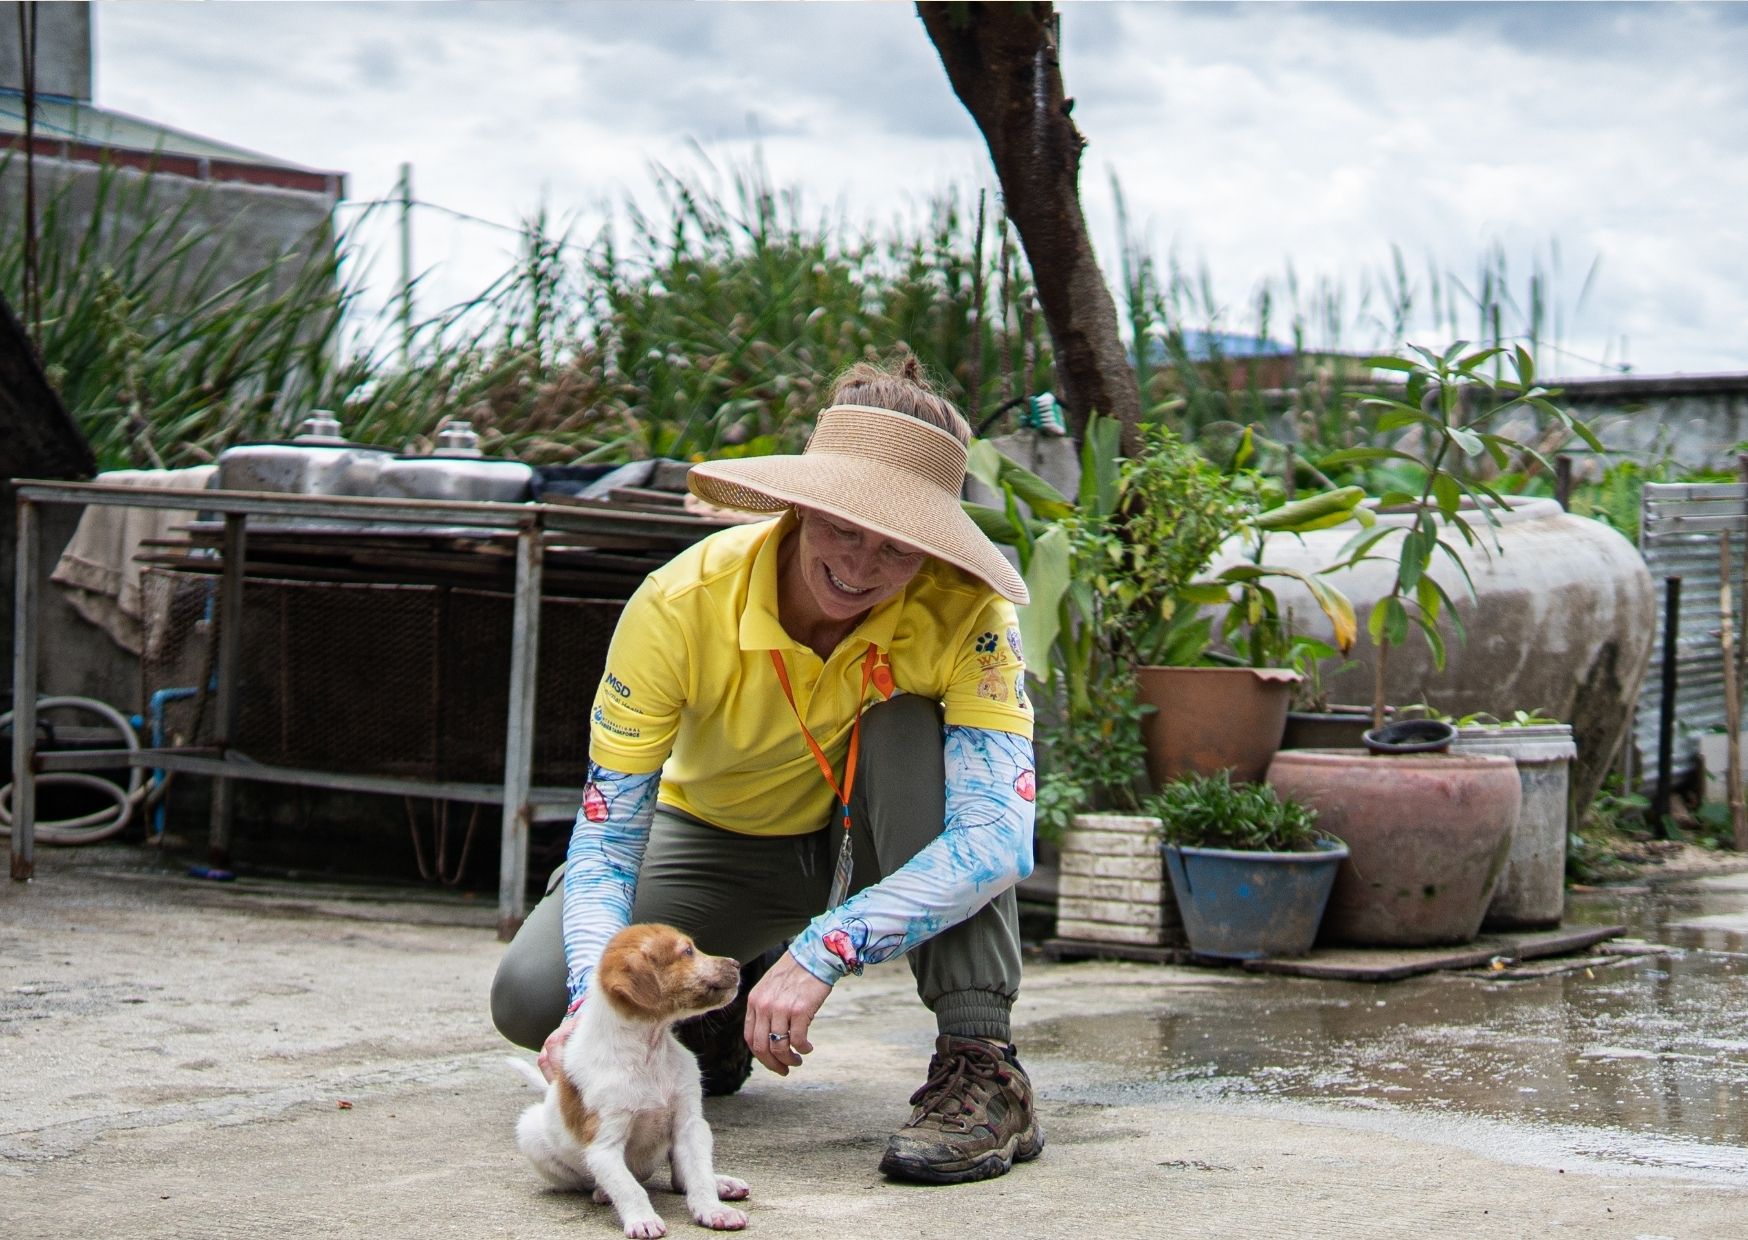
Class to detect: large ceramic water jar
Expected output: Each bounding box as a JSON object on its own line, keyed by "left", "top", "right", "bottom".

{"left": 1214, "top": 497, "right": 1653, "bottom": 819}
{"left": 1266, "top": 748, "right": 1522, "bottom": 947}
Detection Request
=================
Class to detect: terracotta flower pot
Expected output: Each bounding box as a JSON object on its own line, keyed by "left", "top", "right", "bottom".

{"left": 1264, "top": 749, "right": 1522, "bottom": 947}
{"left": 1134, "top": 666, "right": 1299, "bottom": 788}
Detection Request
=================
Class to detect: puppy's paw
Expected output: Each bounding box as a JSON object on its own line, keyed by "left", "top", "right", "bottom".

{"left": 714, "top": 1176, "right": 750, "bottom": 1201}
{"left": 693, "top": 1204, "right": 748, "bottom": 1231}
{"left": 623, "top": 1216, "right": 667, "bottom": 1239}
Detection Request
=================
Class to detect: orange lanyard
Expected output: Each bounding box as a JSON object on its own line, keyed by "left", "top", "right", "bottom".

{"left": 769, "top": 642, "right": 880, "bottom": 837}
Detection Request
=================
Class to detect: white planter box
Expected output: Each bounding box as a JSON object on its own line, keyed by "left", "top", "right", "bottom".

{"left": 1055, "top": 812, "right": 1185, "bottom": 947}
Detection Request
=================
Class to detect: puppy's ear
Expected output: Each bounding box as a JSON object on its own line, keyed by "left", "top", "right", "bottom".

{"left": 601, "top": 952, "right": 666, "bottom": 1018}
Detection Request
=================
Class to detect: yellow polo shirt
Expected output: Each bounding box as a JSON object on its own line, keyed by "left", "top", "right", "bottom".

{"left": 588, "top": 512, "right": 1033, "bottom": 836}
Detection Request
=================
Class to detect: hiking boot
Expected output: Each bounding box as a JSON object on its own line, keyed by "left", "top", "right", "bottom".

{"left": 674, "top": 943, "right": 782, "bottom": 1097}
{"left": 878, "top": 1035, "right": 1044, "bottom": 1184}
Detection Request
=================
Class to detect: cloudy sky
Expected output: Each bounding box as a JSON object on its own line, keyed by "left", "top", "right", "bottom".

{"left": 92, "top": 1, "right": 1748, "bottom": 378}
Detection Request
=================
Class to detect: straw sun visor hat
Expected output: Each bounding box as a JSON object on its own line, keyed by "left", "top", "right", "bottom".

{"left": 687, "top": 403, "right": 1028, "bottom": 605}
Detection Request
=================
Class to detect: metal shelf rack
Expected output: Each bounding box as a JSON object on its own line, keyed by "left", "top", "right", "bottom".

{"left": 10, "top": 480, "right": 715, "bottom": 939}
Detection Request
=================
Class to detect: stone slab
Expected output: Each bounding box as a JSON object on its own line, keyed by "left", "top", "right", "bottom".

{"left": 1042, "top": 936, "right": 1188, "bottom": 964}
{"left": 1238, "top": 923, "right": 1628, "bottom": 982}
{"left": 1054, "top": 917, "right": 1168, "bottom": 946}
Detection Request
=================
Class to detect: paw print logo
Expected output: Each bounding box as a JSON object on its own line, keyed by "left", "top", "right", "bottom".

{"left": 975, "top": 631, "right": 999, "bottom": 654}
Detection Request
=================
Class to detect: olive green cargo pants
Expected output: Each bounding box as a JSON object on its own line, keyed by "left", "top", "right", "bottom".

{"left": 490, "top": 695, "right": 1023, "bottom": 1048}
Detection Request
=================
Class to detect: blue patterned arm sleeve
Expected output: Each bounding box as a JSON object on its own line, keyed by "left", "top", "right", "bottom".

{"left": 560, "top": 763, "right": 660, "bottom": 1007}
{"left": 789, "top": 724, "right": 1036, "bottom": 982}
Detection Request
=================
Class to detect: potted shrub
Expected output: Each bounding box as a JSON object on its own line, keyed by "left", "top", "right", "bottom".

{"left": 1054, "top": 421, "right": 1361, "bottom": 788}
{"left": 1266, "top": 343, "right": 1596, "bottom": 947}
{"left": 965, "top": 417, "right": 1360, "bottom": 947}
{"left": 1152, "top": 771, "right": 1347, "bottom": 960}
{"left": 966, "top": 416, "right": 1174, "bottom": 947}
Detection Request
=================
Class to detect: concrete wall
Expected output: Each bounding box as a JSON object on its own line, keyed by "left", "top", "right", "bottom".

{"left": 1287, "top": 372, "right": 1748, "bottom": 480}
{"left": 0, "top": 500, "right": 142, "bottom": 716}
{"left": 0, "top": 157, "right": 339, "bottom": 321}
{"left": 0, "top": 1, "right": 91, "bottom": 100}
{"left": 0, "top": 157, "right": 340, "bottom": 713}
{"left": 1552, "top": 373, "right": 1748, "bottom": 476}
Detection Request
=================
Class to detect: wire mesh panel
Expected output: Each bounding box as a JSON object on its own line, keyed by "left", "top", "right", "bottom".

{"left": 139, "top": 568, "right": 223, "bottom": 752}
{"left": 1637, "top": 482, "right": 1748, "bottom": 785}
{"left": 440, "top": 587, "right": 621, "bottom": 786}
{"left": 140, "top": 568, "right": 624, "bottom": 787}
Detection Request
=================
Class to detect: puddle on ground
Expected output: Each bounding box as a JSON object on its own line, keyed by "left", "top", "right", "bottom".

{"left": 1027, "top": 876, "right": 1748, "bottom": 1177}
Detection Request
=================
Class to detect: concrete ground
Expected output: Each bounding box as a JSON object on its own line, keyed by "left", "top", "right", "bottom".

{"left": 5, "top": 844, "right": 1748, "bottom": 1240}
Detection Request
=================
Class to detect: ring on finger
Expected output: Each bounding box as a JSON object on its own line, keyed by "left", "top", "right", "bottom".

{"left": 769, "top": 1031, "right": 790, "bottom": 1044}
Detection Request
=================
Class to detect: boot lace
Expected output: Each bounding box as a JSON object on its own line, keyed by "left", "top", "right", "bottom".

{"left": 908, "top": 1041, "right": 1007, "bottom": 1126}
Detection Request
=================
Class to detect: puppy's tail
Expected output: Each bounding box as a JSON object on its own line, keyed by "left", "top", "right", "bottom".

{"left": 504, "top": 1055, "right": 549, "bottom": 1093}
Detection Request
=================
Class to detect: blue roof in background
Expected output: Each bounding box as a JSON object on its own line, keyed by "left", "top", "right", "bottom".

{"left": 1133, "top": 329, "right": 1295, "bottom": 367}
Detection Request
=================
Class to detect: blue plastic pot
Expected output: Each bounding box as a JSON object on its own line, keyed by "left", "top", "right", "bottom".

{"left": 1162, "top": 838, "right": 1349, "bottom": 960}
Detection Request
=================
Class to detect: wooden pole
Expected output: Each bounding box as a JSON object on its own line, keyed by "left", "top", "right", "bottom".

{"left": 398, "top": 161, "right": 414, "bottom": 365}
{"left": 1721, "top": 535, "right": 1747, "bottom": 850}
{"left": 1652, "top": 576, "right": 1680, "bottom": 832}
{"left": 1738, "top": 455, "right": 1748, "bottom": 702}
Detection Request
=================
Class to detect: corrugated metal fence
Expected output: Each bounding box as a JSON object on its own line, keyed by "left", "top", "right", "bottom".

{"left": 1636, "top": 482, "right": 1748, "bottom": 787}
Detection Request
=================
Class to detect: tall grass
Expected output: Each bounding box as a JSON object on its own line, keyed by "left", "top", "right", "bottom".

{"left": 1, "top": 152, "right": 1615, "bottom": 477}
{"left": 0, "top": 155, "right": 351, "bottom": 467}
{"left": 0, "top": 154, "right": 1062, "bottom": 471}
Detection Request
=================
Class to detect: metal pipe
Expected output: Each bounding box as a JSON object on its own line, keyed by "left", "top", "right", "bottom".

{"left": 1653, "top": 575, "right": 1681, "bottom": 831}
{"left": 148, "top": 685, "right": 201, "bottom": 836}
{"left": 207, "top": 512, "right": 247, "bottom": 870}
{"left": 34, "top": 747, "right": 582, "bottom": 814}
{"left": 11, "top": 495, "right": 38, "bottom": 880}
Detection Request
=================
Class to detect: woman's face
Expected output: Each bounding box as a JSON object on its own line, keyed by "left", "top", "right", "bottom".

{"left": 787, "top": 507, "right": 927, "bottom": 627}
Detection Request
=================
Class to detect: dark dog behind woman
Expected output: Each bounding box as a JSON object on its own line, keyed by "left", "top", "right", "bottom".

{"left": 491, "top": 354, "right": 1043, "bottom": 1185}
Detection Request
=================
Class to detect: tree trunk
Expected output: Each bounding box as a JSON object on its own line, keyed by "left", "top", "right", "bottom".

{"left": 918, "top": 1, "right": 1141, "bottom": 452}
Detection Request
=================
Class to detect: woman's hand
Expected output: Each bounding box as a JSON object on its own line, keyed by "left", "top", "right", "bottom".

{"left": 538, "top": 1015, "right": 578, "bottom": 1082}
{"left": 744, "top": 950, "right": 832, "bottom": 1076}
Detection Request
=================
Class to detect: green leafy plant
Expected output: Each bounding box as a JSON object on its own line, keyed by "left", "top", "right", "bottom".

{"left": 1395, "top": 704, "right": 1561, "bottom": 728}
{"left": 964, "top": 416, "right": 1363, "bottom": 836}
{"left": 1111, "top": 427, "right": 1363, "bottom": 671}
{"left": 964, "top": 412, "right": 1122, "bottom": 727}
{"left": 1211, "top": 439, "right": 1365, "bottom": 673}
{"left": 1321, "top": 343, "right": 1602, "bottom": 726}
{"left": 1032, "top": 673, "right": 1153, "bottom": 842}
{"left": 1567, "top": 774, "right": 1652, "bottom": 883}
{"left": 1078, "top": 421, "right": 1257, "bottom": 668}
{"left": 1147, "top": 770, "right": 1333, "bottom": 853}
{"left": 963, "top": 413, "right": 1146, "bottom": 838}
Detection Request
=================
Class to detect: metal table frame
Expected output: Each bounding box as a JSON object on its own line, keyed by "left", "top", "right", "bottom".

{"left": 10, "top": 480, "right": 699, "bottom": 939}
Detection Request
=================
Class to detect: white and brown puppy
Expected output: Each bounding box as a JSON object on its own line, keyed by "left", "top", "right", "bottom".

{"left": 509, "top": 923, "right": 750, "bottom": 1237}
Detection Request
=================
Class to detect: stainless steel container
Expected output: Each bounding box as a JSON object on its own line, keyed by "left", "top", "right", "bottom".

{"left": 374, "top": 422, "right": 533, "bottom": 504}
{"left": 215, "top": 413, "right": 391, "bottom": 496}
